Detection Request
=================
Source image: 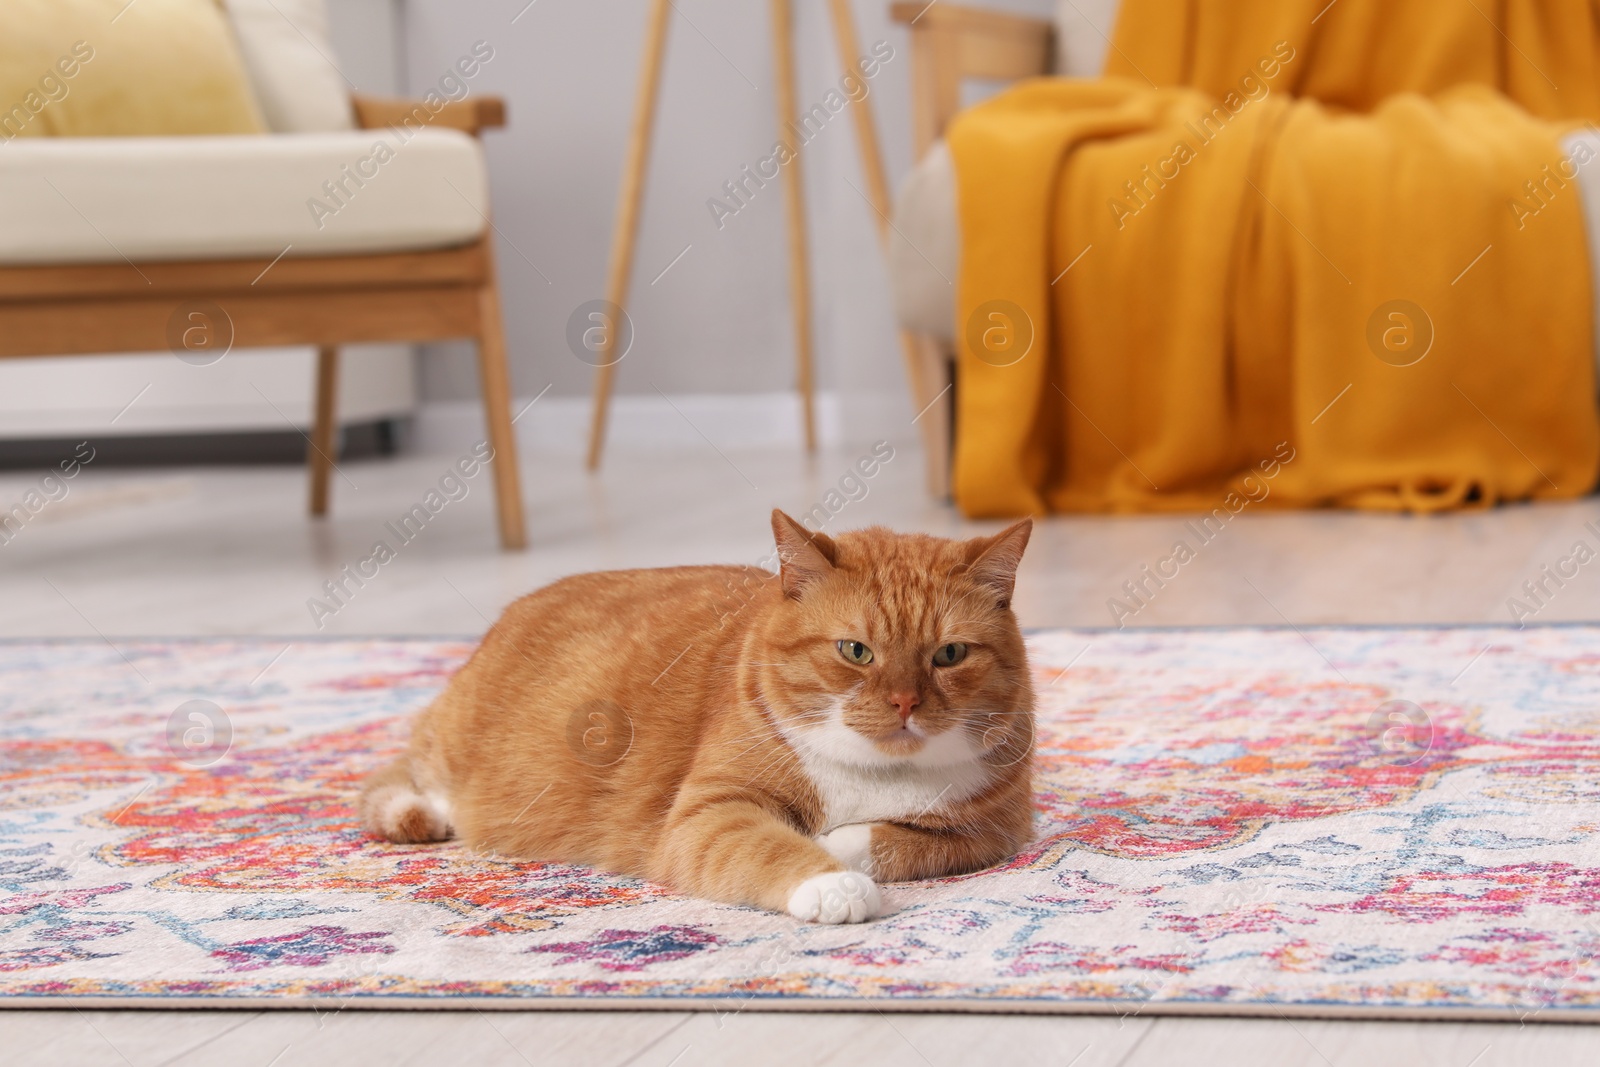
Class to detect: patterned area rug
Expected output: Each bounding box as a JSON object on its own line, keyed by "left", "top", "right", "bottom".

{"left": 5, "top": 628, "right": 1600, "bottom": 1018}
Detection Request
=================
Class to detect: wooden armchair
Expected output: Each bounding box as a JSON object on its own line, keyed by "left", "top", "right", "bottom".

{"left": 0, "top": 99, "right": 527, "bottom": 550}
{"left": 889, "top": 3, "right": 1056, "bottom": 497}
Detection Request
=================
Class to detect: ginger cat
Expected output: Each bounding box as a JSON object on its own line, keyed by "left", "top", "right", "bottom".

{"left": 360, "top": 511, "right": 1036, "bottom": 923}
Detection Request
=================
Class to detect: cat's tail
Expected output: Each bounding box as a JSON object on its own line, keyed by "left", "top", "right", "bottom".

{"left": 359, "top": 757, "right": 454, "bottom": 844}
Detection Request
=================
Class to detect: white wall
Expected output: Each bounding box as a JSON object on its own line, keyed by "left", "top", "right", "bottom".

{"left": 381, "top": 0, "right": 1055, "bottom": 441}
{"left": 327, "top": 0, "right": 405, "bottom": 94}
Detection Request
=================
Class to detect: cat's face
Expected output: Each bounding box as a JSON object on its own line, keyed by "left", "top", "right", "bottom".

{"left": 755, "top": 512, "right": 1035, "bottom": 771}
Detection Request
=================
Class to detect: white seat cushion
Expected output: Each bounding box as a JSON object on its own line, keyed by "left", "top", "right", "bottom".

{"left": 889, "top": 140, "right": 959, "bottom": 342}
{"left": 0, "top": 128, "right": 489, "bottom": 264}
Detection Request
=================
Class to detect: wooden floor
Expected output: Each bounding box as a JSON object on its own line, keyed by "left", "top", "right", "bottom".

{"left": 10, "top": 1005, "right": 1600, "bottom": 1066}
{"left": 6, "top": 439, "right": 1600, "bottom": 1066}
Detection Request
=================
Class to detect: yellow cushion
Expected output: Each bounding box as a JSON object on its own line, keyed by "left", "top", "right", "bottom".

{"left": 0, "top": 0, "right": 265, "bottom": 139}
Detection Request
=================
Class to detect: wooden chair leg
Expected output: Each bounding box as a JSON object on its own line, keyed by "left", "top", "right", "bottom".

{"left": 476, "top": 281, "right": 528, "bottom": 550}
{"left": 307, "top": 344, "right": 339, "bottom": 516}
{"left": 907, "top": 332, "right": 954, "bottom": 499}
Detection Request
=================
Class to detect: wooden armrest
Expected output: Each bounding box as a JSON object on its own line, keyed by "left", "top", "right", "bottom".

{"left": 889, "top": 2, "right": 1052, "bottom": 42}
{"left": 889, "top": 2, "right": 1053, "bottom": 155}
{"left": 351, "top": 94, "right": 507, "bottom": 137}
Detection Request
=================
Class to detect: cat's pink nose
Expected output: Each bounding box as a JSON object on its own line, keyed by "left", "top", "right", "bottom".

{"left": 889, "top": 691, "right": 921, "bottom": 723}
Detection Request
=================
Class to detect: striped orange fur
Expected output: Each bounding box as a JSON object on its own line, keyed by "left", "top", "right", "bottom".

{"left": 360, "top": 510, "right": 1036, "bottom": 923}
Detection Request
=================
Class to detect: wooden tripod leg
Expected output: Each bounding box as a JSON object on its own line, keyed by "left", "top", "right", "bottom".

{"left": 307, "top": 344, "right": 339, "bottom": 516}
{"left": 586, "top": 0, "right": 673, "bottom": 471}
{"left": 826, "top": 0, "right": 894, "bottom": 241}
{"left": 477, "top": 277, "right": 528, "bottom": 550}
{"left": 829, "top": 0, "right": 952, "bottom": 491}
{"left": 772, "top": 0, "right": 817, "bottom": 452}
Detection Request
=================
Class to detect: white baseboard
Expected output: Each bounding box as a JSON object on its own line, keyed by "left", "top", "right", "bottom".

{"left": 410, "top": 389, "right": 911, "bottom": 456}
{"left": 0, "top": 345, "right": 416, "bottom": 438}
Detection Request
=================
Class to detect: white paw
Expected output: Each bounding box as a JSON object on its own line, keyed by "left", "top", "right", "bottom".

{"left": 786, "top": 871, "right": 882, "bottom": 924}
{"left": 815, "top": 823, "right": 875, "bottom": 875}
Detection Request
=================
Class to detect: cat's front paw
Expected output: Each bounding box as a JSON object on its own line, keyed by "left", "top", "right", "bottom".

{"left": 786, "top": 871, "right": 882, "bottom": 924}
{"left": 815, "top": 823, "right": 875, "bottom": 874}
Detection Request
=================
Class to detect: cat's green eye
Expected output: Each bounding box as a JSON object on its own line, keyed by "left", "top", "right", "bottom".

{"left": 837, "top": 640, "right": 874, "bottom": 665}
{"left": 932, "top": 642, "right": 968, "bottom": 667}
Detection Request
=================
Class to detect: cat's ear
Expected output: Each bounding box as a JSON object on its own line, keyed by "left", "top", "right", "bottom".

{"left": 771, "top": 509, "right": 838, "bottom": 599}
{"left": 963, "top": 517, "right": 1032, "bottom": 609}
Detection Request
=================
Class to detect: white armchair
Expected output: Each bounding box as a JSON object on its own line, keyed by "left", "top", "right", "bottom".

{"left": 0, "top": 0, "right": 527, "bottom": 548}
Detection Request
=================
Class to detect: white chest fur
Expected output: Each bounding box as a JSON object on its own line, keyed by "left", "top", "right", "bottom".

{"left": 796, "top": 751, "right": 991, "bottom": 831}
{"left": 779, "top": 706, "right": 994, "bottom": 832}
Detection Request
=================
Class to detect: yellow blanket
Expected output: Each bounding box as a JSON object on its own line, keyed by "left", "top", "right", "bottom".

{"left": 1108, "top": 0, "right": 1600, "bottom": 122}
{"left": 948, "top": 79, "right": 1599, "bottom": 515}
